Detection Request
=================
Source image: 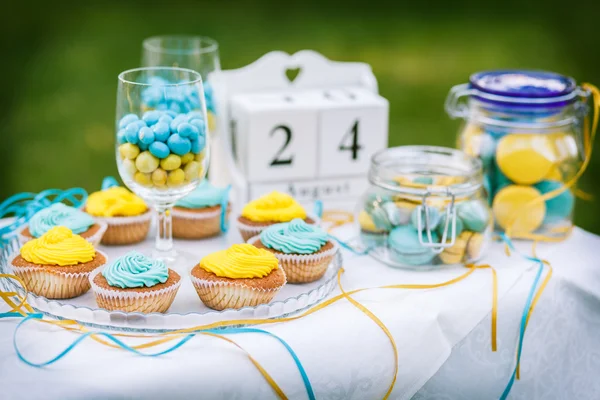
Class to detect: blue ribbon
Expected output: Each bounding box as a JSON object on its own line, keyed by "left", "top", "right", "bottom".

{"left": 101, "top": 176, "right": 120, "bottom": 191}
{"left": 219, "top": 185, "right": 232, "bottom": 234}
{"left": 10, "top": 313, "right": 314, "bottom": 399}
{"left": 328, "top": 234, "right": 371, "bottom": 256}
{"left": 499, "top": 233, "right": 546, "bottom": 400}
{"left": 313, "top": 200, "right": 323, "bottom": 220}
{"left": 0, "top": 188, "right": 88, "bottom": 246}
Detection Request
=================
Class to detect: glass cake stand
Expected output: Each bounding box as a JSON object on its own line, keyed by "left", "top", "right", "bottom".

{"left": 0, "top": 233, "right": 342, "bottom": 333}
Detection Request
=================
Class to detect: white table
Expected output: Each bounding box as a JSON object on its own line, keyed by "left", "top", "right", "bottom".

{"left": 1, "top": 226, "right": 598, "bottom": 400}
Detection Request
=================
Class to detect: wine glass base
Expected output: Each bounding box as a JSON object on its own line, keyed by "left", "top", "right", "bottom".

{"left": 152, "top": 248, "right": 197, "bottom": 275}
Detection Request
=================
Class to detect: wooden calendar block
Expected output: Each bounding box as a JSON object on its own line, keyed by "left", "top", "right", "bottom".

{"left": 231, "top": 92, "right": 318, "bottom": 183}
{"left": 299, "top": 88, "right": 389, "bottom": 178}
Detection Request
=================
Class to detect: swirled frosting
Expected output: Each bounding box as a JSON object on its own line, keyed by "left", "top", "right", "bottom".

{"left": 86, "top": 187, "right": 147, "bottom": 217}
{"left": 260, "top": 218, "right": 328, "bottom": 254}
{"left": 29, "top": 203, "right": 95, "bottom": 237}
{"left": 241, "top": 191, "right": 306, "bottom": 222}
{"left": 199, "top": 244, "right": 278, "bottom": 279}
{"left": 176, "top": 180, "right": 229, "bottom": 209}
{"left": 102, "top": 251, "right": 168, "bottom": 289}
{"left": 20, "top": 226, "right": 95, "bottom": 266}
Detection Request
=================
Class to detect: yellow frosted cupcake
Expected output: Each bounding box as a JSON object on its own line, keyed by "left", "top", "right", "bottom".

{"left": 10, "top": 226, "right": 107, "bottom": 299}
{"left": 190, "top": 244, "right": 286, "bottom": 311}
{"left": 237, "top": 191, "right": 318, "bottom": 241}
{"left": 85, "top": 186, "right": 151, "bottom": 245}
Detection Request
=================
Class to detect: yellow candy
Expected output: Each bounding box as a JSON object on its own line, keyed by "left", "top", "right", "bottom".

{"left": 121, "top": 158, "right": 137, "bottom": 177}
{"left": 358, "top": 210, "right": 382, "bottom": 232}
{"left": 207, "top": 111, "right": 216, "bottom": 133}
{"left": 160, "top": 154, "right": 182, "bottom": 171}
{"left": 181, "top": 153, "right": 194, "bottom": 165}
{"left": 151, "top": 168, "right": 167, "bottom": 186}
{"left": 544, "top": 165, "right": 562, "bottom": 181}
{"left": 496, "top": 134, "right": 556, "bottom": 185}
{"left": 134, "top": 171, "right": 152, "bottom": 186}
{"left": 461, "top": 123, "right": 484, "bottom": 157}
{"left": 135, "top": 151, "right": 159, "bottom": 173}
{"left": 195, "top": 150, "right": 206, "bottom": 163}
{"left": 492, "top": 185, "right": 546, "bottom": 234}
{"left": 183, "top": 161, "right": 201, "bottom": 182}
{"left": 119, "top": 143, "right": 140, "bottom": 160}
{"left": 167, "top": 168, "right": 185, "bottom": 186}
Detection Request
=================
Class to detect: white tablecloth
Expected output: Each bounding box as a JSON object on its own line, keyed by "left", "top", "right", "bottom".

{"left": 1, "top": 226, "right": 598, "bottom": 400}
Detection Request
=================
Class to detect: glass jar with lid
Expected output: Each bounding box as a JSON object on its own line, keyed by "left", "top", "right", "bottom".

{"left": 445, "top": 70, "right": 592, "bottom": 241}
{"left": 357, "top": 145, "right": 492, "bottom": 269}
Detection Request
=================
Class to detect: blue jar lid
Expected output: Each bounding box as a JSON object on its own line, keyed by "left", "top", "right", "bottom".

{"left": 469, "top": 70, "right": 577, "bottom": 109}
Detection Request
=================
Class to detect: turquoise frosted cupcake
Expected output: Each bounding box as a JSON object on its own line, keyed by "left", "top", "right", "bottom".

{"left": 90, "top": 251, "right": 181, "bottom": 313}
{"left": 19, "top": 203, "right": 107, "bottom": 246}
{"left": 172, "top": 180, "right": 231, "bottom": 239}
{"left": 248, "top": 218, "right": 337, "bottom": 283}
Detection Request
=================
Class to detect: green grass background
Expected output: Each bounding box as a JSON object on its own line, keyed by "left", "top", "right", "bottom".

{"left": 2, "top": 0, "right": 599, "bottom": 233}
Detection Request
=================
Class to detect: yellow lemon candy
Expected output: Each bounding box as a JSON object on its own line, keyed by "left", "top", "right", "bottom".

{"left": 496, "top": 134, "right": 556, "bottom": 185}
{"left": 195, "top": 150, "right": 206, "bottom": 163}
{"left": 544, "top": 164, "right": 562, "bottom": 181}
{"left": 151, "top": 168, "right": 168, "bottom": 186}
{"left": 160, "top": 154, "right": 182, "bottom": 171}
{"left": 184, "top": 161, "right": 201, "bottom": 182}
{"left": 168, "top": 168, "right": 185, "bottom": 186}
{"left": 135, "top": 151, "right": 159, "bottom": 173}
{"left": 181, "top": 153, "right": 194, "bottom": 165}
{"left": 119, "top": 143, "right": 140, "bottom": 160}
{"left": 492, "top": 185, "right": 546, "bottom": 233}
{"left": 121, "top": 158, "right": 137, "bottom": 178}
{"left": 439, "top": 231, "right": 472, "bottom": 265}
{"left": 358, "top": 210, "right": 381, "bottom": 232}
{"left": 207, "top": 111, "right": 216, "bottom": 133}
{"left": 134, "top": 171, "right": 152, "bottom": 186}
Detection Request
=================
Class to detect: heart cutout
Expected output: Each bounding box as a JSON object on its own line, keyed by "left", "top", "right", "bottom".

{"left": 285, "top": 67, "right": 301, "bottom": 83}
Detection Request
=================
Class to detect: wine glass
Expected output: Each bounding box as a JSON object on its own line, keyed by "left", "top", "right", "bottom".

{"left": 142, "top": 36, "right": 220, "bottom": 132}
{"left": 116, "top": 67, "right": 209, "bottom": 264}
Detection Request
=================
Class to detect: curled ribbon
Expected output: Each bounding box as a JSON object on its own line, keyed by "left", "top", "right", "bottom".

{"left": 0, "top": 188, "right": 88, "bottom": 246}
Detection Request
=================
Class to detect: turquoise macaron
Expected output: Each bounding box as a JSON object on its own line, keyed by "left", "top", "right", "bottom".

{"left": 410, "top": 206, "right": 441, "bottom": 231}
{"left": 534, "top": 180, "right": 574, "bottom": 223}
{"left": 388, "top": 225, "right": 439, "bottom": 266}
{"left": 456, "top": 200, "right": 489, "bottom": 233}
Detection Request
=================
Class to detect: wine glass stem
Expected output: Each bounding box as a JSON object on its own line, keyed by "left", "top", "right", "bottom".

{"left": 155, "top": 205, "right": 174, "bottom": 256}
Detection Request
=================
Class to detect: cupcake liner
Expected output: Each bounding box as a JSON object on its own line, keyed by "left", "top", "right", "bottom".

{"left": 237, "top": 213, "right": 321, "bottom": 242}
{"left": 95, "top": 211, "right": 152, "bottom": 245}
{"left": 89, "top": 269, "right": 181, "bottom": 313}
{"left": 9, "top": 251, "right": 107, "bottom": 299}
{"left": 172, "top": 206, "right": 231, "bottom": 239}
{"left": 248, "top": 236, "right": 338, "bottom": 283}
{"left": 190, "top": 270, "right": 286, "bottom": 311}
{"left": 17, "top": 221, "right": 108, "bottom": 247}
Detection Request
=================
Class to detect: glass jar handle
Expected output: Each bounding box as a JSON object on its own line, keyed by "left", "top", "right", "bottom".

{"left": 444, "top": 83, "right": 474, "bottom": 119}
{"left": 416, "top": 192, "right": 457, "bottom": 253}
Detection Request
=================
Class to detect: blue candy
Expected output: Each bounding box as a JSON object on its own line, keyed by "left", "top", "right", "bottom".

{"left": 187, "top": 111, "right": 203, "bottom": 121}
{"left": 170, "top": 115, "right": 186, "bottom": 133}
{"left": 158, "top": 115, "right": 173, "bottom": 125}
{"left": 189, "top": 119, "right": 206, "bottom": 137}
{"left": 410, "top": 207, "right": 441, "bottom": 231}
{"left": 388, "top": 225, "right": 439, "bottom": 266}
{"left": 191, "top": 135, "right": 206, "bottom": 154}
{"left": 167, "top": 134, "right": 192, "bottom": 156}
{"left": 169, "top": 103, "right": 182, "bottom": 114}
{"left": 138, "top": 127, "right": 155, "bottom": 145}
{"left": 118, "top": 114, "right": 138, "bottom": 129}
{"left": 165, "top": 110, "right": 178, "bottom": 119}
{"left": 149, "top": 142, "right": 170, "bottom": 159}
{"left": 138, "top": 141, "right": 149, "bottom": 151}
{"left": 117, "top": 129, "right": 127, "bottom": 144}
{"left": 177, "top": 122, "right": 199, "bottom": 139}
{"left": 152, "top": 122, "right": 171, "bottom": 142}
{"left": 142, "top": 110, "right": 162, "bottom": 126}
{"left": 125, "top": 122, "right": 140, "bottom": 144}
{"left": 534, "top": 180, "right": 574, "bottom": 223}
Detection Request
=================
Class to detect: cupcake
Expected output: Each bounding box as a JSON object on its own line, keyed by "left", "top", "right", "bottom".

{"left": 248, "top": 218, "right": 337, "bottom": 283}
{"left": 172, "top": 180, "right": 231, "bottom": 239}
{"left": 85, "top": 186, "right": 151, "bottom": 245}
{"left": 90, "top": 251, "right": 181, "bottom": 313}
{"left": 10, "top": 226, "right": 107, "bottom": 299}
{"left": 18, "top": 203, "right": 107, "bottom": 246}
{"left": 237, "top": 191, "right": 318, "bottom": 241}
{"left": 190, "top": 244, "right": 286, "bottom": 311}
